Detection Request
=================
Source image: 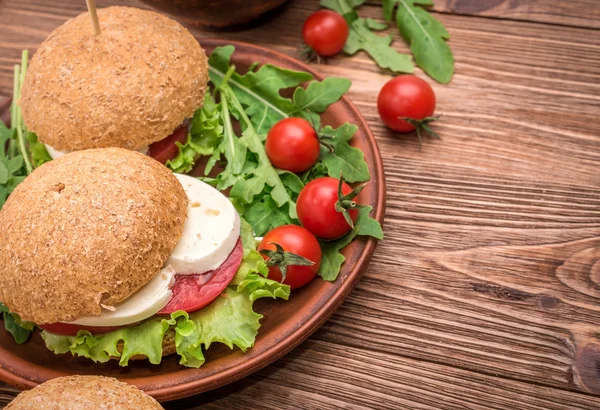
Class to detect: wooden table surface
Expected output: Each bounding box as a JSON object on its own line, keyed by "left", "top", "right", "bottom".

{"left": 1, "top": 0, "right": 599, "bottom": 408}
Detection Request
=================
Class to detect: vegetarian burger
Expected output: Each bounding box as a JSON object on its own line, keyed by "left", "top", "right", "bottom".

{"left": 19, "top": 6, "right": 209, "bottom": 164}
{"left": 6, "top": 375, "right": 163, "bottom": 409}
{"left": 0, "top": 148, "right": 241, "bottom": 360}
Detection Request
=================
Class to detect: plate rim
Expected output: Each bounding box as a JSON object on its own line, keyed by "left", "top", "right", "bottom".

{"left": 0, "top": 38, "right": 386, "bottom": 402}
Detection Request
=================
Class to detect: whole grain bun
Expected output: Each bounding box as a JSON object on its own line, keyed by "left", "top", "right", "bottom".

{"left": 5, "top": 375, "right": 163, "bottom": 410}
{"left": 20, "top": 6, "right": 208, "bottom": 151}
{"left": 0, "top": 148, "right": 188, "bottom": 324}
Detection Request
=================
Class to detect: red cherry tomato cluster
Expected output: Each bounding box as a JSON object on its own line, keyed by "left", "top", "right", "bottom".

{"left": 258, "top": 175, "right": 364, "bottom": 290}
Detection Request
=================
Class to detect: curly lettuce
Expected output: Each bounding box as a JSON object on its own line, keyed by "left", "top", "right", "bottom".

{"left": 166, "top": 93, "right": 223, "bottom": 174}
{"left": 41, "top": 219, "right": 290, "bottom": 368}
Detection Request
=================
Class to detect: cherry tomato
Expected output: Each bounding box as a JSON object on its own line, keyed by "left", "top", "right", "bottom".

{"left": 258, "top": 225, "right": 322, "bottom": 290}
{"left": 147, "top": 123, "right": 189, "bottom": 164}
{"left": 265, "top": 118, "right": 320, "bottom": 173}
{"left": 297, "top": 177, "right": 357, "bottom": 239}
{"left": 302, "top": 10, "right": 349, "bottom": 57}
{"left": 377, "top": 75, "right": 436, "bottom": 132}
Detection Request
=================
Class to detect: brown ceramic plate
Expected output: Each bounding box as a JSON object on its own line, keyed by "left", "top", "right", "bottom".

{"left": 0, "top": 39, "right": 385, "bottom": 402}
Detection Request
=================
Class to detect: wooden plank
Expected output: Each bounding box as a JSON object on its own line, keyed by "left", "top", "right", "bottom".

{"left": 165, "top": 339, "right": 600, "bottom": 410}
{"left": 430, "top": 0, "right": 600, "bottom": 30}
{"left": 0, "top": 0, "right": 599, "bottom": 408}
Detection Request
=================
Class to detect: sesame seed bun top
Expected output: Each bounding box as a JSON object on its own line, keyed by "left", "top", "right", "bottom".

{"left": 0, "top": 148, "right": 188, "bottom": 324}
{"left": 5, "top": 375, "right": 163, "bottom": 410}
{"left": 20, "top": 6, "right": 208, "bottom": 151}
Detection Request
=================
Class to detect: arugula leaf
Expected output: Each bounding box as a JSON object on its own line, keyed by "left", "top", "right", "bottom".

{"left": 0, "top": 50, "right": 48, "bottom": 209}
{"left": 319, "top": 231, "right": 358, "bottom": 281}
{"left": 321, "top": 0, "right": 414, "bottom": 74}
{"left": 319, "top": 124, "right": 370, "bottom": 183}
{"left": 318, "top": 206, "right": 383, "bottom": 281}
{"left": 0, "top": 162, "right": 8, "bottom": 184}
{"left": 243, "top": 195, "right": 294, "bottom": 237}
{"left": 300, "top": 161, "right": 329, "bottom": 184}
{"left": 209, "top": 46, "right": 350, "bottom": 136}
{"left": 0, "top": 121, "right": 25, "bottom": 208}
{"left": 383, "top": 0, "right": 454, "bottom": 83}
{"left": 210, "top": 46, "right": 311, "bottom": 135}
{"left": 225, "top": 86, "right": 298, "bottom": 219}
{"left": 292, "top": 77, "right": 352, "bottom": 115}
{"left": 278, "top": 171, "right": 304, "bottom": 196}
{"left": 212, "top": 91, "right": 249, "bottom": 190}
{"left": 0, "top": 303, "right": 35, "bottom": 345}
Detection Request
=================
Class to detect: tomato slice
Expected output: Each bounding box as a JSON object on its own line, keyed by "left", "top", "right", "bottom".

{"left": 40, "top": 238, "right": 242, "bottom": 335}
{"left": 39, "top": 322, "right": 129, "bottom": 337}
{"left": 158, "top": 238, "right": 243, "bottom": 315}
{"left": 147, "top": 123, "right": 189, "bottom": 164}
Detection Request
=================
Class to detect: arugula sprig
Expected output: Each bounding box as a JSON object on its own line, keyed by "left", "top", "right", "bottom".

{"left": 319, "top": 205, "right": 383, "bottom": 280}
{"left": 220, "top": 76, "right": 299, "bottom": 220}
{"left": 209, "top": 46, "right": 351, "bottom": 136}
{"left": 0, "top": 50, "right": 51, "bottom": 208}
{"left": 383, "top": 0, "right": 454, "bottom": 83}
{"left": 0, "top": 303, "right": 35, "bottom": 344}
{"left": 321, "top": 0, "right": 415, "bottom": 74}
{"left": 0, "top": 122, "right": 25, "bottom": 208}
{"left": 321, "top": 0, "right": 454, "bottom": 83}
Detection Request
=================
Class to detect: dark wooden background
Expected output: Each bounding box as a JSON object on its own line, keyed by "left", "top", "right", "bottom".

{"left": 0, "top": 0, "right": 599, "bottom": 408}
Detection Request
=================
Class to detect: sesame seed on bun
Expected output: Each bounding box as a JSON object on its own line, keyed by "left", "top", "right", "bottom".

{"left": 20, "top": 6, "right": 209, "bottom": 152}
{"left": 6, "top": 375, "right": 163, "bottom": 409}
{"left": 0, "top": 148, "right": 188, "bottom": 324}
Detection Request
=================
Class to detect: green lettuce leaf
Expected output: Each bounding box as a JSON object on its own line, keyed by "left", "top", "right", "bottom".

{"left": 238, "top": 273, "right": 290, "bottom": 302}
{"left": 383, "top": 0, "right": 454, "bottom": 83}
{"left": 321, "top": 0, "right": 414, "bottom": 74}
{"left": 167, "top": 93, "right": 223, "bottom": 174}
{"left": 42, "top": 316, "right": 174, "bottom": 366}
{"left": 231, "top": 218, "right": 270, "bottom": 285}
{"left": 174, "top": 288, "right": 261, "bottom": 367}
{"left": 26, "top": 131, "right": 51, "bottom": 168}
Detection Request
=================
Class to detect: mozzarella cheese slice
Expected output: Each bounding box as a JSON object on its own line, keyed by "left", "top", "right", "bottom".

{"left": 45, "top": 144, "right": 149, "bottom": 159}
{"left": 62, "top": 173, "right": 240, "bottom": 328}
{"left": 69, "top": 266, "right": 175, "bottom": 327}
{"left": 167, "top": 174, "right": 240, "bottom": 274}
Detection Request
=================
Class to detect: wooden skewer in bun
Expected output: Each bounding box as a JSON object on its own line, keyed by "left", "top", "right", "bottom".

{"left": 85, "top": 0, "right": 101, "bottom": 35}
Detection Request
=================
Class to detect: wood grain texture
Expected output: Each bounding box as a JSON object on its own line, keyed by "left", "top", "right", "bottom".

{"left": 431, "top": 0, "right": 600, "bottom": 29}
{"left": 0, "top": 0, "right": 599, "bottom": 409}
